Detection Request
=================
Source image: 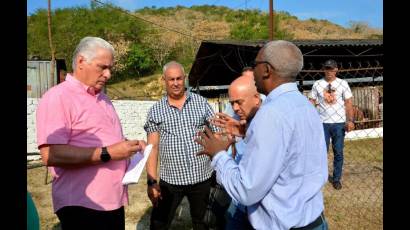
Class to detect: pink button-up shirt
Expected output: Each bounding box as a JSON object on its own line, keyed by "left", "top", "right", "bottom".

{"left": 36, "top": 74, "right": 128, "bottom": 212}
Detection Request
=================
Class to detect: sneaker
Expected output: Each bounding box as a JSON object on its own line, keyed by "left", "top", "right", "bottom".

{"left": 328, "top": 176, "right": 333, "bottom": 183}
{"left": 332, "top": 181, "right": 342, "bottom": 190}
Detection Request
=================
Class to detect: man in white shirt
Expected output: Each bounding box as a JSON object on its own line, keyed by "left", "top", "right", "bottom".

{"left": 309, "top": 59, "right": 355, "bottom": 190}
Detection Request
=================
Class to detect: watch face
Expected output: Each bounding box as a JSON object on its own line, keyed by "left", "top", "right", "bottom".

{"left": 101, "top": 148, "right": 111, "bottom": 162}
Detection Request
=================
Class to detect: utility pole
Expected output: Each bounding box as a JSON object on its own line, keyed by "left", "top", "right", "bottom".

{"left": 269, "top": 0, "right": 274, "bottom": 40}
{"left": 47, "top": 0, "right": 56, "bottom": 86}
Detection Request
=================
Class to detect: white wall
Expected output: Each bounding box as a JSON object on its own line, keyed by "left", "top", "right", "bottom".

{"left": 27, "top": 98, "right": 156, "bottom": 154}
{"left": 345, "top": 127, "right": 383, "bottom": 140}
{"left": 27, "top": 97, "right": 383, "bottom": 154}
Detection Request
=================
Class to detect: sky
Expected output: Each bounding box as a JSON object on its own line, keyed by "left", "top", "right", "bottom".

{"left": 27, "top": 0, "right": 383, "bottom": 29}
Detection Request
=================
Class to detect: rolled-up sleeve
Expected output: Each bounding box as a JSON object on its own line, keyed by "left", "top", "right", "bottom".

{"left": 144, "top": 107, "right": 159, "bottom": 134}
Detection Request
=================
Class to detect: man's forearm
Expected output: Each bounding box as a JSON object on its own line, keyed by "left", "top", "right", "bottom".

{"left": 146, "top": 132, "right": 160, "bottom": 180}
{"left": 146, "top": 147, "right": 158, "bottom": 180}
{"left": 40, "top": 144, "right": 101, "bottom": 168}
{"left": 345, "top": 99, "right": 354, "bottom": 121}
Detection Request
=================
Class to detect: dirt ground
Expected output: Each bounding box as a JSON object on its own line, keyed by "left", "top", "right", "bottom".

{"left": 27, "top": 138, "right": 382, "bottom": 230}
{"left": 27, "top": 167, "right": 193, "bottom": 230}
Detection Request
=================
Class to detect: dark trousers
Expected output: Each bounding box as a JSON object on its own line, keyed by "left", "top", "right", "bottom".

{"left": 323, "top": 123, "right": 345, "bottom": 182}
{"left": 56, "top": 206, "right": 125, "bottom": 230}
{"left": 225, "top": 204, "right": 253, "bottom": 230}
{"left": 150, "top": 178, "right": 212, "bottom": 230}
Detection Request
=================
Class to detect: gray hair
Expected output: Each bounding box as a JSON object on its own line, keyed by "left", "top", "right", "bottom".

{"left": 262, "top": 40, "right": 303, "bottom": 80}
{"left": 72, "top": 37, "right": 115, "bottom": 70}
{"left": 162, "top": 61, "right": 185, "bottom": 76}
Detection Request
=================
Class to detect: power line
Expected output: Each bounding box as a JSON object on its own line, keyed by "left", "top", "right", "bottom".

{"left": 91, "top": 0, "right": 204, "bottom": 41}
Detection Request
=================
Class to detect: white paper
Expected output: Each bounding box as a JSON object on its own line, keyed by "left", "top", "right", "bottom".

{"left": 122, "top": 144, "right": 153, "bottom": 185}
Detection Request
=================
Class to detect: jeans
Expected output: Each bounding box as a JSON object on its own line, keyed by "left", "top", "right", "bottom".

{"left": 291, "top": 213, "right": 328, "bottom": 230}
{"left": 311, "top": 213, "right": 328, "bottom": 230}
{"left": 225, "top": 202, "right": 253, "bottom": 230}
{"left": 323, "top": 122, "right": 345, "bottom": 182}
{"left": 150, "top": 178, "right": 211, "bottom": 230}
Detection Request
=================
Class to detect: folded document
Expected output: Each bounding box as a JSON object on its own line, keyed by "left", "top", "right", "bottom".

{"left": 122, "top": 144, "right": 153, "bottom": 185}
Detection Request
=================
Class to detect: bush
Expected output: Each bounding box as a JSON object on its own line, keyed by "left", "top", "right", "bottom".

{"left": 123, "top": 43, "right": 155, "bottom": 78}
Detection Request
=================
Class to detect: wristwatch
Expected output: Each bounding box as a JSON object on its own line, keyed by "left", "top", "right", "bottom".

{"left": 100, "top": 147, "right": 111, "bottom": 163}
{"left": 147, "top": 179, "right": 158, "bottom": 187}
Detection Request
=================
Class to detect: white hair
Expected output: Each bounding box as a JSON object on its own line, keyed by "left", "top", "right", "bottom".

{"left": 72, "top": 36, "right": 115, "bottom": 70}
{"left": 162, "top": 61, "right": 185, "bottom": 76}
{"left": 262, "top": 40, "right": 303, "bottom": 80}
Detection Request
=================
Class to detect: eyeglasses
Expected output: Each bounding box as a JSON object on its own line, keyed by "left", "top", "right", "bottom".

{"left": 250, "top": 60, "right": 275, "bottom": 70}
{"left": 327, "top": 84, "right": 335, "bottom": 93}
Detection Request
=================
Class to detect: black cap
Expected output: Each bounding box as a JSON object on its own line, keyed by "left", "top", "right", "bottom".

{"left": 323, "top": 59, "right": 337, "bottom": 69}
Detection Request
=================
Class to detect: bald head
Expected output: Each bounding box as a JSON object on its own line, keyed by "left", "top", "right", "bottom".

{"left": 228, "top": 75, "right": 261, "bottom": 121}
{"left": 229, "top": 75, "right": 258, "bottom": 97}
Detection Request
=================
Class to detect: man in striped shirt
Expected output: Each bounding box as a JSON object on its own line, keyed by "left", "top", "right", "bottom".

{"left": 144, "top": 61, "right": 218, "bottom": 230}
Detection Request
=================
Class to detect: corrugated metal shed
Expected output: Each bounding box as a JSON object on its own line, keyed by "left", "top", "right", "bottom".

{"left": 188, "top": 39, "right": 383, "bottom": 97}
{"left": 27, "top": 59, "right": 67, "bottom": 98}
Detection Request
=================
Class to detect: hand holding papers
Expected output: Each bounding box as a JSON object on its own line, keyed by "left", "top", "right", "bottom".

{"left": 122, "top": 144, "right": 153, "bottom": 185}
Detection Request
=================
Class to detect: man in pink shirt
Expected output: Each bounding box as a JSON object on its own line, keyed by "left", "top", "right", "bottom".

{"left": 36, "top": 36, "right": 146, "bottom": 229}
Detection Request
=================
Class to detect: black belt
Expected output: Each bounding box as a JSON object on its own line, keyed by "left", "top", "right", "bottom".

{"left": 290, "top": 212, "right": 324, "bottom": 230}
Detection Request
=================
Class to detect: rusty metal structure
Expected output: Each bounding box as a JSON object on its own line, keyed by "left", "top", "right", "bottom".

{"left": 188, "top": 39, "right": 382, "bottom": 94}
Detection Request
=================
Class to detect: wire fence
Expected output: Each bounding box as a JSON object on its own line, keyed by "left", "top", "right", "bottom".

{"left": 208, "top": 65, "right": 383, "bottom": 229}
{"left": 304, "top": 71, "right": 382, "bottom": 230}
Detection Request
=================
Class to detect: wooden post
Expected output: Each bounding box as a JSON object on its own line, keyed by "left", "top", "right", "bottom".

{"left": 47, "top": 0, "right": 56, "bottom": 87}
{"left": 269, "top": 0, "right": 274, "bottom": 40}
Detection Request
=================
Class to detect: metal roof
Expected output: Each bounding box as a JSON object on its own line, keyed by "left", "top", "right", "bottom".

{"left": 200, "top": 39, "right": 383, "bottom": 47}
{"left": 188, "top": 39, "right": 383, "bottom": 96}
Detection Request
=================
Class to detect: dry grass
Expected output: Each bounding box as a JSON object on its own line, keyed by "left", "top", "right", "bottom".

{"left": 324, "top": 138, "right": 383, "bottom": 229}
{"left": 27, "top": 138, "right": 382, "bottom": 230}
{"left": 103, "top": 8, "right": 382, "bottom": 102}
{"left": 106, "top": 74, "right": 165, "bottom": 100}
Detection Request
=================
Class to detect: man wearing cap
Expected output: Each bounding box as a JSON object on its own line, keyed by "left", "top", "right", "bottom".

{"left": 309, "top": 59, "right": 355, "bottom": 190}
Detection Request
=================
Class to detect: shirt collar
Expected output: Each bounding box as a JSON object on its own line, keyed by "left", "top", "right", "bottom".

{"left": 265, "top": 82, "right": 298, "bottom": 103}
{"left": 164, "top": 90, "right": 191, "bottom": 105}
{"left": 65, "top": 74, "right": 100, "bottom": 96}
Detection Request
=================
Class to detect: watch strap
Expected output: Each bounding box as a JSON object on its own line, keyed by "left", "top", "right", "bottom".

{"left": 147, "top": 179, "right": 157, "bottom": 186}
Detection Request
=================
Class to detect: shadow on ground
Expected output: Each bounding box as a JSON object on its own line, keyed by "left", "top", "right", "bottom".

{"left": 136, "top": 197, "right": 193, "bottom": 230}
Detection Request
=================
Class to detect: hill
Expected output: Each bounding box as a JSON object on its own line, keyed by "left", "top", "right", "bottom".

{"left": 27, "top": 4, "right": 382, "bottom": 99}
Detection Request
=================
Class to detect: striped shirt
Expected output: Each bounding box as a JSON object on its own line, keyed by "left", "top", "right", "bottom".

{"left": 144, "top": 92, "right": 218, "bottom": 185}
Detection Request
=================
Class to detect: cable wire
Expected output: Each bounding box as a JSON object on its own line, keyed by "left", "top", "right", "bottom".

{"left": 92, "top": 0, "right": 204, "bottom": 41}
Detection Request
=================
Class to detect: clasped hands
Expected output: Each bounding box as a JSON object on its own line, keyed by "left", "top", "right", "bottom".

{"left": 195, "top": 112, "right": 246, "bottom": 159}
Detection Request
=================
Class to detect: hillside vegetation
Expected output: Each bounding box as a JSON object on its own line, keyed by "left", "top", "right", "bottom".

{"left": 27, "top": 4, "right": 382, "bottom": 99}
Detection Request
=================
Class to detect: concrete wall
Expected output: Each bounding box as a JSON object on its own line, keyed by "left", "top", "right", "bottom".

{"left": 27, "top": 98, "right": 156, "bottom": 154}
{"left": 27, "top": 97, "right": 383, "bottom": 155}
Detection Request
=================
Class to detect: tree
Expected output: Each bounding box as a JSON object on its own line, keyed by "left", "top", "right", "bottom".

{"left": 124, "top": 43, "right": 155, "bottom": 77}
{"left": 27, "top": 5, "right": 145, "bottom": 71}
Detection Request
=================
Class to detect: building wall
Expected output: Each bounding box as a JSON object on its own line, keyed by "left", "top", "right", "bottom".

{"left": 27, "top": 98, "right": 156, "bottom": 154}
